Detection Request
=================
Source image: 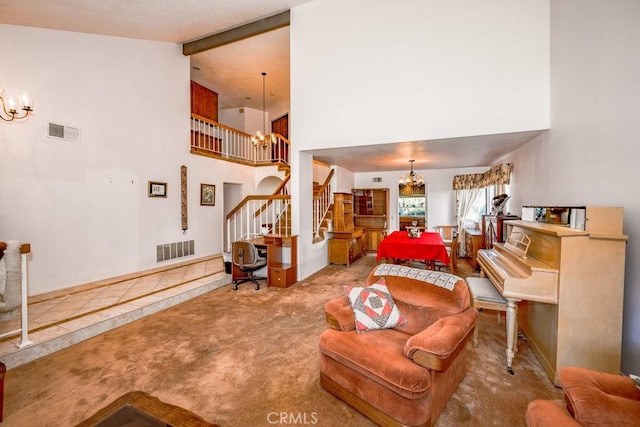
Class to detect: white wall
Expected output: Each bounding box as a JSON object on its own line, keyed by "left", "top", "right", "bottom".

{"left": 291, "top": 0, "right": 550, "bottom": 280}
{"left": 504, "top": 0, "right": 640, "bottom": 374}
{"left": 218, "top": 108, "right": 245, "bottom": 131}
{"left": 0, "top": 25, "right": 267, "bottom": 295}
{"left": 218, "top": 106, "right": 267, "bottom": 135}
{"left": 291, "top": 0, "right": 549, "bottom": 152}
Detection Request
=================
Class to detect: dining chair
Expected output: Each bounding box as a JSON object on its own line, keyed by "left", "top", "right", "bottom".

{"left": 435, "top": 233, "right": 459, "bottom": 274}
{"left": 434, "top": 225, "right": 458, "bottom": 248}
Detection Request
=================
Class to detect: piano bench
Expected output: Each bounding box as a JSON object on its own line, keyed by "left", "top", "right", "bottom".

{"left": 465, "top": 277, "right": 508, "bottom": 347}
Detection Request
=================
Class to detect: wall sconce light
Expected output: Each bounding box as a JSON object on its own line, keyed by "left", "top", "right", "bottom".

{"left": 0, "top": 84, "right": 34, "bottom": 123}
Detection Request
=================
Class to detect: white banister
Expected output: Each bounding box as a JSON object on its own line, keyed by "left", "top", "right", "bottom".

{"left": 0, "top": 242, "right": 32, "bottom": 348}
{"left": 191, "top": 114, "right": 290, "bottom": 166}
{"left": 19, "top": 249, "right": 32, "bottom": 348}
{"left": 225, "top": 196, "right": 291, "bottom": 252}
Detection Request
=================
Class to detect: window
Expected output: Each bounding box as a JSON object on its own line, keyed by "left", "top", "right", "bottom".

{"left": 467, "top": 188, "right": 487, "bottom": 225}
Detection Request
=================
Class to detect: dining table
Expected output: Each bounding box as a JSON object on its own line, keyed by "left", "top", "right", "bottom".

{"left": 376, "top": 230, "right": 450, "bottom": 268}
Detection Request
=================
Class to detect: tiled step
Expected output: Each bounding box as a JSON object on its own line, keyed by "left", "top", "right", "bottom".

{"left": 0, "top": 257, "right": 231, "bottom": 370}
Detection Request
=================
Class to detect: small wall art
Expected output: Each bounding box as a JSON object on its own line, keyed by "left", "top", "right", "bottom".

{"left": 200, "top": 183, "right": 215, "bottom": 206}
{"left": 148, "top": 181, "right": 167, "bottom": 198}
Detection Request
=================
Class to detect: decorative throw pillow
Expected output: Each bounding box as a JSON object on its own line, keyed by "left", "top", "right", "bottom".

{"left": 345, "top": 278, "right": 407, "bottom": 333}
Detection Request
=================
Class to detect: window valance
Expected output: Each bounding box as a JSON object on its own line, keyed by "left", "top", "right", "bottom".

{"left": 452, "top": 163, "right": 513, "bottom": 190}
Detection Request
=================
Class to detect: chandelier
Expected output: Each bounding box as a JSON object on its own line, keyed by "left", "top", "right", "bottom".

{"left": 0, "top": 84, "right": 34, "bottom": 123}
{"left": 251, "top": 72, "right": 276, "bottom": 149}
{"left": 399, "top": 160, "right": 424, "bottom": 187}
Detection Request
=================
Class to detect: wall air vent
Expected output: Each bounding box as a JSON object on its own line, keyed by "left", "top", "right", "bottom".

{"left": 48, "top": 122, "right": 81, "bottom": 142}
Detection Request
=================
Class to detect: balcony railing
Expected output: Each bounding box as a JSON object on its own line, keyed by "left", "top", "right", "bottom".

{"left": 191, "top": 114, "right": 290, "bottom": 166}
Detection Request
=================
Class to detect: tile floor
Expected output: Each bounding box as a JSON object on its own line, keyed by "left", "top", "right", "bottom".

{"left": 0, "top": 256, "right": 230, "bottom": 369}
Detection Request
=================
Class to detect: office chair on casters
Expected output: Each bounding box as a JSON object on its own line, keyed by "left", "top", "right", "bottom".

{"left": 232, "top": 240, "right": 267, "bottom": 290}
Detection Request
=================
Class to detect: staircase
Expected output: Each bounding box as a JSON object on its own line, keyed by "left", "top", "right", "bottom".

{"left": 189, "top": 113, "right": 336, "bottom": 247}
{"left": 313, "top": 170, "right": 334, "bottom": 243}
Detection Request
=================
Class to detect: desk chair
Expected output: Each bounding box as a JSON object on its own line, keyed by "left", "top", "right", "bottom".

{"left": 232, "top": 240, "right": 267, "bottom": 290}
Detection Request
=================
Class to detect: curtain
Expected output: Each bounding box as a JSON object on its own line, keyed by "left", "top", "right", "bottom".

{"left": 456, "top": 188, "right": 482, "bottom": 257}
{"left": 452, "top": 163, "right": 513, "bottom": 190}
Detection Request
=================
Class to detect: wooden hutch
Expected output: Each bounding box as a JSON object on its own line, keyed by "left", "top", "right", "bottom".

{"left": 328, "top": 192, "right": 364, "bottom": 266}
{"left": 353, "top": 188, "right": 389, "bottom": 252}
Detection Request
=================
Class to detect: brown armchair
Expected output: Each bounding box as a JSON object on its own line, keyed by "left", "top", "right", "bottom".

{"left": 319, "top": 266, "right": 477, "bottom": 427}
{"left": 525, "top": 366, "right": 640, "bottom": 426}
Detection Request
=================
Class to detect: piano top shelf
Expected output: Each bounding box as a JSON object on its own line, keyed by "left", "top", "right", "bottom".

{"left": 504, "top": 220, "right": 589, "bottom": 237}
{"left": 506, "top": 219, "right": 628, "bottom": 242}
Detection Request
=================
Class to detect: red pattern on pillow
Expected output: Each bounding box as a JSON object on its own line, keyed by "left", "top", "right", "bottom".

{"left": 345, "top": 278, "right": 407, "bottom": 333}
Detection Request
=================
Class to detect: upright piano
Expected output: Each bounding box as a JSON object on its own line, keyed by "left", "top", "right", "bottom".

{"left": 477, "top": 207, "right": 627, "bottom": 385}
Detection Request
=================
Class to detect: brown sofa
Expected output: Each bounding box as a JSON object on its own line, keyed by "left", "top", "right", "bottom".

{"left": 526, "top": 366, "right": 640, "bottom": 426}
{"left": 319, "top": 266, "right": 477, "bottom": 427}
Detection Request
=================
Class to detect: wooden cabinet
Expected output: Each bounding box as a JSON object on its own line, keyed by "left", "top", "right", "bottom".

{"left": 353, "top": 188, "right": 388, "bottom": 252}
{"left": 464, "top": 228, "right": 484, "bottom": 270}
{"left": 332, "top": 192, "right": 354, "bottom": 232}
{"left": 329, "top": 192, "right": 364, "bottom": 266}
{"left": 265, "top": 235, "right": 297, "bottom": 288}
{"left": 329, "top": 229, "right": 364, "bottom": 267}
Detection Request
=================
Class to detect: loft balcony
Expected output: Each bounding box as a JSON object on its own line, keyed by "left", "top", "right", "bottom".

{"left": 190, "top": 114, "right": 289, "bottom": 167}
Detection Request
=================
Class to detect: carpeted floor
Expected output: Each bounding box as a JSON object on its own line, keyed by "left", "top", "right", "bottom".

{"left": 3, "top": 254, "right": 563, "bottom": 426}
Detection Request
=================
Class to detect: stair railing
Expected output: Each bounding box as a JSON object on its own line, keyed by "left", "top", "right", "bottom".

{"left": 313, "top": 169, "right": 335, "bottom": 240}
{"left": 225, "top": 195, "right": 291, "bottom": 252}
{"left": 191, "top": 114, "right": 290, "bottom": 166}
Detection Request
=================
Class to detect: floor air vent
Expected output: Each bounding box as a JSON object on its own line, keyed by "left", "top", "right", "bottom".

{"left": 157, "top": 240, "right": 195, "bottom": 262}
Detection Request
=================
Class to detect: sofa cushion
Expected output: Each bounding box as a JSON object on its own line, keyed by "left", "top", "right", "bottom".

{"left": 345, "top": 278, "right": 407, "bottom": 333}
{"left": 319, "top": 327, "right": 432, "bottom": 399}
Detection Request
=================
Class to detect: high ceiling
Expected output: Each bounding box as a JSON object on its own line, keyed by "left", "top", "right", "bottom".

{"left": 1, "top": 0, "right": 543, "bottom": 172}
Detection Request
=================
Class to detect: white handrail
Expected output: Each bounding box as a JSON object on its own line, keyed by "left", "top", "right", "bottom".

{"left": 225, "top": 196, "right": 291, "bottom": 252}
{"left": 19, "top": 250, "right": 32, "bottom": 348}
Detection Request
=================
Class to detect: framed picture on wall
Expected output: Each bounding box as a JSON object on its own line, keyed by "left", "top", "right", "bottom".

{"left": 148, "top": 181, "right": 167, "bottom": 198}
{"left": 201, "top": 183, "right": 215, "bottom": 206}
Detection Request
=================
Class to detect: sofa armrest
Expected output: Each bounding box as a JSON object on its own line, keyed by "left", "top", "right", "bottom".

{"left": 525, "top": 400, "right": 580, "bottom": 427}
{"left": 559, "top": 366, "right": 640, "bottom": 425}
{"left": 404, "top": 308, "right": 477, "bottom": 371}
{"left": 324, "top": 296, "right": 355, "bottom": 332}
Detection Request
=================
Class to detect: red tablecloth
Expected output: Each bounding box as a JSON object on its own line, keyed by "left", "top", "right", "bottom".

{"left": 376, "top": 231, "right": 450, "bottom": 265}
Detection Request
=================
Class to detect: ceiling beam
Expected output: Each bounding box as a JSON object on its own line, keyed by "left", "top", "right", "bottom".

{"left": 183, "top": 11, "right": 290, "bottom": 56}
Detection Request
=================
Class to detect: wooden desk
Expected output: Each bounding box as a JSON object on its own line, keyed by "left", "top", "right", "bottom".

{"left": 376, "top": 231, "right": 449, "bottom": 268}
{"left": 232, "top": 235, "right": 298, "bottom": 288}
